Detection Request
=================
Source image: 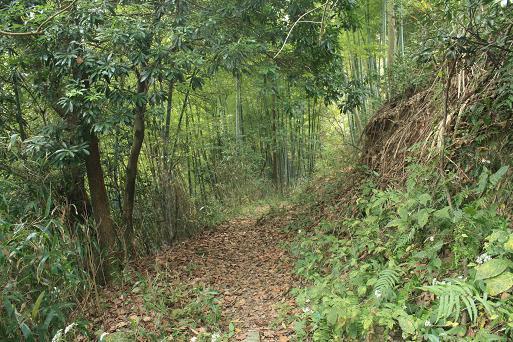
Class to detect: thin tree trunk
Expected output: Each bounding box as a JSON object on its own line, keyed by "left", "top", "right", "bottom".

{"left": 123, "top": 76, "right": 149, "bottom": 254}
{"left": 12, "top": 72, "right": 27, "bottom": 140}
{"left": 271, "top": 88, "right": 279, "bottom": 190}
{"left": 85, "top": 131, "right": 117, "bottom": 284}
{"left": 161, "top": 81, "right": 175, "bottom": 242}
{"left": 387, "top": 0, "right": 396, "bottom": 96}
{"left": 235, "top": 72, "right": 243, "bottom": 145}
{"left": 163, "top": 81, "right": 174, "bottom": 165}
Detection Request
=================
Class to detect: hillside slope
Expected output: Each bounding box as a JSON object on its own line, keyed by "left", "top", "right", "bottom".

{"left": 283, "top": 18, "right": 513, "bottom": 341}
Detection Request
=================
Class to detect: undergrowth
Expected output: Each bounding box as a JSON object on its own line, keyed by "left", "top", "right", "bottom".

{"left": 0, "top": 173, "right": 95, "bottom": 340}
{"left": 95, "top": 281, "right": 225, "bottom": 342}
{"left": 288, "top": 164, "right": 513, "bottom": 341}
{"left": 50, "top": 267, "right": 229, "bottom": 341}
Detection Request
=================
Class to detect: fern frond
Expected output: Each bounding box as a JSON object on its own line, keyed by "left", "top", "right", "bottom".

{"left": 395, "top": 227, "right": 416, "bottom": 251}
{"left": 374, "top": 267, "right": 401, "bottom": 300}
{"left": 420, "top": 279, "right": 485, "bottom": 323}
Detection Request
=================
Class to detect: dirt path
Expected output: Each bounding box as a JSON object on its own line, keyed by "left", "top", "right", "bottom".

{"left": 87, "top": 210, "right": 298, "bottom": 341}
{"left": 169, "top": 216, "right": 297, "bottom": 339}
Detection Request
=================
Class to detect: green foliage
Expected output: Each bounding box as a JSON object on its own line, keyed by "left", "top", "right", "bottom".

{"left": 1, "top": 0, "right": 359, "bottom": 337}
{"left": 374, "top": 266, "right": 401, "bottom": 302}
{"left": 1, "top": 0, "right": 512, "bottom": 340}
{"left": 1, "top": 200, "right": 93, "bottom": 340}
{"left": 475, "top": 259, "right": 510, "bottom": 281}
{"left": 94, "top": 276, "right": 224, "bottom": 341}
{"left": 289, "top": 164, "right": 513, "bottom": 340}
{"left": 421, "top": 279, "right": 483, "bottom": 323}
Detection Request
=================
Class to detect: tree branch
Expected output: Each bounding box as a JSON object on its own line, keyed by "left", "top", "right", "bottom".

{"left": 273, "top": 1, "right": 330, "bottom": 59}
{"left": 0, "top": 0, "right": 78, "bottom": 37}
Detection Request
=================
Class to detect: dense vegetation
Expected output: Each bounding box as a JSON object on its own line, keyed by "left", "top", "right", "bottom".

{"left": 1, "top": 0, "right": 512, "bottom": 340}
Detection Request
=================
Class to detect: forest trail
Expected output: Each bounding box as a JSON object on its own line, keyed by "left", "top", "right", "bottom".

{"left": 88, "top": 207, "right": 298, "bottom": 341}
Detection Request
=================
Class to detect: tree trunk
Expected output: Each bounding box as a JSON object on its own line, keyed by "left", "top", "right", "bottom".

{"left": 271, "top": 90, "right": 279, "bottom": 190}
{"left": 66, "top": 165, "right": 91, "bottom": 225}
{"left": 235, "top": 72, "right": 243, "bottom": 145}
{"left": 161, "top": 81, "right": 175, "bottom": 242}
{"left": 123, "top": 77, "right": 149, "bottom": 254}
{"left": 387, "top": 0, "right": 396, "bottom": 95}
{"left": 12, "top": 72, "right": 27, "bottom": 140}
{"left": 163, "top": 81, "right": 174, "bottom": 164}
{"left": 85, "top": 131, "right": 117, "bottom": 284}
{"left": 186, "top": 104, "right": 194, "bottom": 197}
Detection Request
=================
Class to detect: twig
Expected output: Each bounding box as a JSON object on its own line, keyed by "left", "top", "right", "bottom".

{"left": 319, "top": 0, "right": 330, "bottom": 43}
{"left": 439, "top": 58, "right": 457, "bottom": 209}
{"left": 299, "top": 21, "right": 323, "bottom": 24}
{"left": 273, "top": 1, "right": 330, "bottom": 59}
{"left": 0, "top": 0, "right": 78, "bottom": 37}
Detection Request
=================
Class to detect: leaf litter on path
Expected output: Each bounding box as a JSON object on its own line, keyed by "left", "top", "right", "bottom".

{"left": 84, "top": 209, "right": 298, "bottom": 341}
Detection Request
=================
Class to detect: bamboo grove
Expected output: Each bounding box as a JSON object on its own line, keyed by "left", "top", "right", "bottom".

{"left": 0, "top": 0, "right": 359, "bottom": 278}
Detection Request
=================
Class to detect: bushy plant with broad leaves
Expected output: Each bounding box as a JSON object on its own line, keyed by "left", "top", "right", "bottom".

{"left": 289, "top": 164, "right": 513, "bottom": 340}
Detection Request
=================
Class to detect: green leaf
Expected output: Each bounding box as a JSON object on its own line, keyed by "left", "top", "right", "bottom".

{"left": 31, "top": 291, "right": 45, "bottom": 321}
{"left": 489, "top": 166, "right": 509, "bottom": 187}
{"left": 433, "top": 206, "right": 451, "bottom": 220}
{"left": 398, "top": 206, "right": 409, "bottom": 220}
{"left": 20, "top": 323, "right": 32, "bottom": 341}
{"left": 475, "top": 259, "right": 510, "bottom": 280}
{"left": 36, "top": 254, "right": 49, "bottom": 283}
{"left": 3, "top": 298, "right": 14, "bottom": 317}
{"left": 485, "top": 272, "right": 513, "bottom": 296}
{"left": 397, "top": 315, "right": 416, "bottom": 336}
{"left": 41, "top": 310, "right": 56, "bottom": 331}
{"left": 418, "top": 193, "right": 432, "bottom": 206}
{"left": 357, "top": 286, "right": 367, "bottom": 296}
{"left": 445, "top": 326, "right": 466, "bottom": 337}
{"left": 476, "top": 167, "right": 489, "bottom": 194}
{"left": 504, "top": 235, "right": 513, "bottom": 252}
{"left": 44, "top": 189, "right": 52, "bottom": 217}
{"left": 386, "top": 218, "right": 404, "bottom": 228}
{"left": 326, "top": 308, "right": 338, "bottom": 325}
{"left": 417, "top": 209, "right": 430, "bottom": 228}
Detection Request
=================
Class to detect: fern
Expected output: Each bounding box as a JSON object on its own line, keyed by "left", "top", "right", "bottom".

{"left": 312, "top": 323, "right": 331, "bottom": 341}
{"left": 420, "top": 279, "right": 491, "bottom": 323}
{"left": 374, "top": 267, "right": 401, "bottom": 301}
{"left": 396, "top": 226, "right": 416, "bottom": 251}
